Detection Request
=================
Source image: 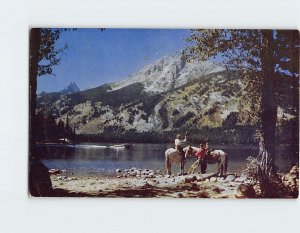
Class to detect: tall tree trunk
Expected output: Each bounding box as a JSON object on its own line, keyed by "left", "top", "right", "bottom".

{"left": 29, "top": 28, "right": 53, "bottom": 196}
{"left": 29, "top": 28, "right": 40, "bottom": 150}
{"left": 257, "top": 30, "right": 279, "bottom": 196}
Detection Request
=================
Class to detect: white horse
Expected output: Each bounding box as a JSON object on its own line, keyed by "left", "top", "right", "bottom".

{"left": 165, "top": 146, "right": 196, "bottom": 175}
{"left": 185, "top": 146, "right": 228, "bottom": 176}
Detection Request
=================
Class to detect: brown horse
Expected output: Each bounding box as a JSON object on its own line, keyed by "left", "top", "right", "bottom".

{"left": 185, "top": 146, "right": 228, "bottom": 176}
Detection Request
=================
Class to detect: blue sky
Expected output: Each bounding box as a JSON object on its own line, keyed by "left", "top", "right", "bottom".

{"left": 37, "top": 29, "right": 190, "bottom": 93}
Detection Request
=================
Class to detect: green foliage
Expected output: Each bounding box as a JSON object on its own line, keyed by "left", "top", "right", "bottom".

{"left": 222, "top": 112, "right": 238, "bottom": 129}
{"left": 185, "top": 30, "right": 263, "bottom": 71}
{"left": 173, "top": 112, "right": 195, "bottom": 128}
{"left": 74, "top": 122, "right": 296, "bottom": 145}
{"left": 158, "top": 105, "right": 169, "bottom": 129}
{"left": 30, "top": 29, "right": 69, "bottom": 78}
{"left": 172, "top": 109, "right": 180, "bottom": 116}
{"left": 34, "top": 112, "right": 75, "bottom": 142}
{"left": 36, "top": 92, "right": 62, "bottom": 106}
{"left": 185, "top": 30, "right": 299, "bottom": 120}
{"left": 140, "top": 93, "right": 162, "bottom": 115}
{"left": 37, "top": 29, "right": 68, "bottom": 76}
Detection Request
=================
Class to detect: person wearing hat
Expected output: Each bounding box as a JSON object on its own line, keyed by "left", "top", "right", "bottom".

{"left": 175, "top": 131, "right": 189, "bottom": 161}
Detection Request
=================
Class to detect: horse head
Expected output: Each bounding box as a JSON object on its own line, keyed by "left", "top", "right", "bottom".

{"left": 207, "top": 149, "right": 213, "bottom": 156}
{"left": 184, "top": 145, "right": 195, "bottom": 159}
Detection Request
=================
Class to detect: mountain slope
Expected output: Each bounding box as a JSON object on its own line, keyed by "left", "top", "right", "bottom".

{"left": 38, "top": 70, "right": 246, "bottom": 134}
{"left": 36, "top": 52, "right": 297, "bottom": 136}
{"left": 110, "top": 51, "right": 225, "bottom": 93}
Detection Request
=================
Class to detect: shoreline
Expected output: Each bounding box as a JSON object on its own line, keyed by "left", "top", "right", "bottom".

{"left": 46, "top": 166, "right": 299, "bottom": 198}
{"left": 48, "top": 168, "right": 256, "bottom": 198}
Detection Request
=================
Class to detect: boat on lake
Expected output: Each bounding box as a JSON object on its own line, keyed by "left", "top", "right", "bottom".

{"left": 110, "top": 144, "right": 132, "bottom": 149}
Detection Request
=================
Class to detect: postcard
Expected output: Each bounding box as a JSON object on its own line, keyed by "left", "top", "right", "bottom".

{"left": 29, "top": 28, "right": 299, "bottom": 198}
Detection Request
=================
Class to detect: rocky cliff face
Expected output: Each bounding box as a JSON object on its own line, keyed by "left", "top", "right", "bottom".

{"left": 61, "top": 82, "right": 80, "bottom": 94}
{"left": 110, "top": 51, "right": 225, "bottom": 93}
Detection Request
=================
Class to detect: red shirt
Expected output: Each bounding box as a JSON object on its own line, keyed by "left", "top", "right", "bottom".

{"left": 195, "top": 147, "right": 208, "bottom": 159}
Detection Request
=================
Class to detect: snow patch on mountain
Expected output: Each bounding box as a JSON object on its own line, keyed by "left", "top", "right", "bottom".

{"left": 110, "top": 51, "right": 225, "bottom": 93}
{"left": 220, "top": 105, "right": 239, "bottom": 119}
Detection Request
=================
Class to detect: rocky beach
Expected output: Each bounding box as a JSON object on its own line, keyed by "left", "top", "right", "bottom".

{"left": 47, "top": 165, "right": 299, "bottom": 198}
{"left": 48, "top": 168, "right": 259, "bottom": 198}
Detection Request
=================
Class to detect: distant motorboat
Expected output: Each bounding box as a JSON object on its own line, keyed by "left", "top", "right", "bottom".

{"left": 110, "top": 143, "right": 131, "bottom": 149}
{"left": 58, "top": 138, "right": 72, "bottom": 144}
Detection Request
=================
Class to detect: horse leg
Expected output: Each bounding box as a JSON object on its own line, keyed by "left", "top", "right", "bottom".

{"left": 180, "top": 160, "right": 184, "bottom": 175}
{"left": 217, "top": 161, "right": 221, "bottom": 176}
{"left": 224, "top": 154, "right": 228, "bottom": 175}
{"left": 220, "top": 155, "right": 227, "bottom": 176}
{"left": 165, "top": 157, "right": 171, "bottom": 175}
{"left": 168, "top": 163, "right": 172, "bottom": 175}
{"left": 220, "top": 164, "right": 224, "bottom": 176}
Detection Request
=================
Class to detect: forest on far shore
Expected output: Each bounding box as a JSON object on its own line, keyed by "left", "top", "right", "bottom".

{"left": 34, "top": 111, "right": 298, "bottom": 145}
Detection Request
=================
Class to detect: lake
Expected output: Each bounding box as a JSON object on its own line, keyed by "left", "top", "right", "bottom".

{"left": 35, "top": 143, "right": 298, "bottom": 176}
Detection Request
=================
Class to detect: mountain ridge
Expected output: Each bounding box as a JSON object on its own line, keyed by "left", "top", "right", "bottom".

{"left": 36, "top": 52, "right": 297, "bottom": 141}
{"left": 110, "top": 51, "right": 225, "bottom": 93}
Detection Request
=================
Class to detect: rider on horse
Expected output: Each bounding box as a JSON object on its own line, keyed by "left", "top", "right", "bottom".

{"left": 175, "top": 131, "right": 189, "bottom": 162}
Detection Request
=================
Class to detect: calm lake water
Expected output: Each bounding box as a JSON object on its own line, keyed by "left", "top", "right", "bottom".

{"left": 36, "top": 143, "right": 298, "bottom": 176}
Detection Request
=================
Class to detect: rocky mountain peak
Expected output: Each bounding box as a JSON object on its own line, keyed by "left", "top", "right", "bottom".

{"left": 110, "top": 51, "right": 225, "bottom": 93}
{"left": 61, "top": 82, "right": 80, "bottom": 94}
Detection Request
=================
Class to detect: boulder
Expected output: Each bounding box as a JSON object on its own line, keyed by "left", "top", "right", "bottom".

{"left": 29, "top": 159, "right": 53, "bottom": 196}
{"left": 130, "top": 171, "right": 137, "bottom": 176}
{"left": 174, "top": 176, "right": 185, "bottom": 183}
{"left": 197, "top": 191, "right": 209, "bottom": 198}
{"left": 116, "top": 169, "right": 122, "bottom": 173}
{"left": 235, "top": 176, "right": 247, "bottom": 183}
{"left": 210, "top": 185, "right": 224, "bottom": 193}
{"left": 142, "top": 170, "right": 149, "bottom": 175}
{"left": 49, "top": 169, "right": 61, "bottom": 175}
{"left": 290, "top": 166, "right": 299, "bottom": 176}
{"left": 185, "top": 175, "right": 197, "bottom": 183}
{"left": 177, "top": 193, "right": 184, "bottom": 198}
{"left": 210, "top": 177, "right": 217, "bottom": 182}
{"left": 236, "top": 184, "right": 256, "bottom": 198}
{"left": 143, "top": 182, "right": 152, "bottom": 188}
{"left": 149, "top": 173, "right": 155, "bottom": 178}
{"left": 190, "top": 183, "right": 201, "bottom": 191}
{"left": 225, "top": 175, "right": 236, "bottom": 182}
